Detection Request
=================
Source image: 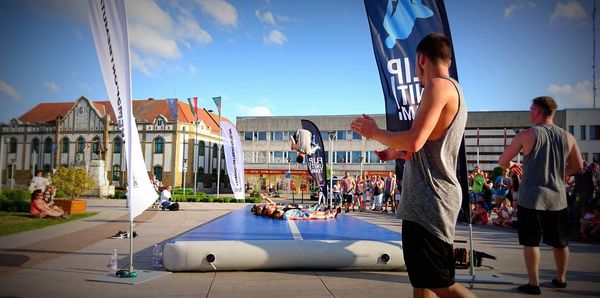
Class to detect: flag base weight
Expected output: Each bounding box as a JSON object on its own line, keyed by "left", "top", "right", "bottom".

{"left": 88, "top": 270, "right": 171, "bottom": 285}
{"left": 455, "top": 270, "right": 512, "bottom": 285}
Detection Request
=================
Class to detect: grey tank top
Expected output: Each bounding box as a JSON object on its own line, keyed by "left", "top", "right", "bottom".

{"left": 518, "top": 124, "right": 568, "bottom": 211}
{"left": 396, "top": 77, "right": 467, "bottom": 244}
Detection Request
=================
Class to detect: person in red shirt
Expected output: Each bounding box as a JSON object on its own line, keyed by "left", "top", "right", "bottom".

{"left": 30, "top": 189, "right": 65, "bottom": 219}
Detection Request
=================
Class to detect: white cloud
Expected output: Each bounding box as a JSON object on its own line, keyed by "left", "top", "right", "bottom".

{"left": 130, "top": 52, "right": 158, "bottom": 77}
{"left": 238, "top": 105, "right": 272, "bottom": 116}
{"left": 256, "top": 10, "right": 276, "bottom": 26}
{"left": 197, "top": 0, "right": 238, "bottom": 27}
{"left": 550, "top": 0, "right": 587, "bottom": 23}
{"left": 176, "top": 14, "right": 213, "bottom": 46}
{"left": 129, "top": 23, "right": 181, "bottom": 60}
{"left": 504, "top": 4, "right": 523, "bottom": 18}
{"left": 125, "top": 0, "right": 214, "bottom": 76}
{"left": 0, "top": 81, "right": 22, "bottom": 101}
{"left": 548, "top": 80, "right": 597, "bottom": 108}
{"left": 263, "top": 30, "right": 287, "bottom": 45}
{"left": 188, "top": 64, "right": 199, "bottom": 76}
{"left": 44, "top": 82, "right": 59, "bottom": 92}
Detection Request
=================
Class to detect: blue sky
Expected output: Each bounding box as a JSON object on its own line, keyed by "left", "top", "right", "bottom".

{"left": 0, "top": 0, "right": 597, "bottom": 124}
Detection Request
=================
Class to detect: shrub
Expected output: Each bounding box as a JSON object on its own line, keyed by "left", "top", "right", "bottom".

{"left": 54, "top": 188, "right": 66, "bottom": 198}
{"left": 113, "top": 189, "right": 127, "bottom": 200}
{"left": 52, "top": 167, "right": 94, "bottom": 200}
{"left": 2, "top": 189, "right": 30, "bottom": 201}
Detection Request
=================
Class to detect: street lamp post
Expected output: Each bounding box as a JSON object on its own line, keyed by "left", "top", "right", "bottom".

{"left": 182, "top": 159, "right": 188, "bottom": 196}
{"left": 328, "top": 130, "right": 335, "bottom": 206}
{"left": 10, "top": 159, "right": 15, "bottom": 190}
{"left": 287, "top": 157, "right": 291, "bottom": 201}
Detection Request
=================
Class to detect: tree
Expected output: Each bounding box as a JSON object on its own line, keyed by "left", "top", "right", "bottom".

{"left": 52, "top": 167, "right": 94, "bottom": 200}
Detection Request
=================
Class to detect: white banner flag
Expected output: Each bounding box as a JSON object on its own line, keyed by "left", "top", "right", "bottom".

{"left": 220, "top": 121, "right": 245, "bottom": 200}
{"left": 88, "top": 0, "right": 157, "bottom": 220}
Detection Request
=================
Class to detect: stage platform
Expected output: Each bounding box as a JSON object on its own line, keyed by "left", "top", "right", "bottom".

{"left": 163, "top": 205, "right": 404, "bottom": 271}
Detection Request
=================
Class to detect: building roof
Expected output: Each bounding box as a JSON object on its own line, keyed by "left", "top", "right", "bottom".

{"left": 16, "top": 98, "right": 232, "bottom": 134}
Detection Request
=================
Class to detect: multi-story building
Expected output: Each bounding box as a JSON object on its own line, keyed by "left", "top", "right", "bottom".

{"left": 238, "top": 108, "right": 599, "bottom": 191}
{"left": 0, "top": 96, "right": 231, "bottom": 192}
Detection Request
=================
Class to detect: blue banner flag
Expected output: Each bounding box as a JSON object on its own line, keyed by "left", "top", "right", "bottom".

{"left": 300, "top": 119, "right": 327, "bottom": 197}
{"left": 363, "top": 0, "right": 469, "bottom": 221}
{"left": 167, "top": 98, "right": 179, "bottom": 123}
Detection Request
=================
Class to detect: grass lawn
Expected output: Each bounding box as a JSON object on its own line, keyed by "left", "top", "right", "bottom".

{"left": 0, "top": 211, "right": 99, "bottom": 236}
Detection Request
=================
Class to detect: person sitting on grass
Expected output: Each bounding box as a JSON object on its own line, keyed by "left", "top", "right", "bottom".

{"left": 43, "top": 187, "right": 56, "bottom": 207}
{"left": 30, "top": 189, "right": 67, "bottom": 219}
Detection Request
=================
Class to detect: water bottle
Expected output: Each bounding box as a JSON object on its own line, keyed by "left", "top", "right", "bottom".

{"left": 152, "top": 244, "right": 161, "bottom": 268}
{"left": 110, "top": 249, "right": 118, "bottom": 275}
{"left": 157, "top": 244, "right": 163, "bottom": 268}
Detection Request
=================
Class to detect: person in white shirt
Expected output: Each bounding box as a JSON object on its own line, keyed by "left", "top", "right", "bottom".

{"left": 160, "top": 185, "right": 173, "bottom": 210}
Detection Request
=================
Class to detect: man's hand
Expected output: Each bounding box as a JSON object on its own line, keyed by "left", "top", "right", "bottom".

{"left": 351, "top": 114, "right": 379, "bottom": 139}
{"left": 510, "top": 163, "right": 523, "bottom": 176}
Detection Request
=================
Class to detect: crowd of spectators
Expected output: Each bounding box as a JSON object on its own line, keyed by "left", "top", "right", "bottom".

{"left": 468, "top": 161, "right": 600, "bottom": 241}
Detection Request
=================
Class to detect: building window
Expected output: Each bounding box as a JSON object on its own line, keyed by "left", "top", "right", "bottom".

{"left": 335, "top": 151, "right": 346, "bottom": 163}
{"left": 9, "top": 137, "right": 17, "bottom": 153}
{"left": 198, "top": 141, "right": 205, "bottom": 156}
{"left": 288, "top": 151, "right": 297, "bottom": 163}
{"left": 368, "top": 151, "right": 380, "bottom": 164}
{"left": 153, "top": 166, "right": 163, "bottom": 182}
{"left": 62, "top": 137, "right": 69, "bottom": 153}
{"left": 154, "top": 137, "right": 164, "bottom": 154}
{"left": 257, "top": 151, "right": 267, "bottom": 163}
{"left": 271, "top": 131, "right": 284, "bottom": 141}
{"left": 212, "top": 144, "right": 218, "bottom": 158}
{"left": 92, "top": 137, "right": 100, "bottom": 154}
{"left": 352, "top": 131, "right": 362, "bottom": 140}
{"left": 336, "top": 130, "right": 346, "bottom": 141}
{"left": 568, "top": 125, "right": 574, "bottom": 135}
{"left": 590, "top": 125, "right": 600, "bottom": 140}
{"left": 582, "top": 152, "right": 588, "bottom": 162}
{"left": 44, "top": 138, "right": 53, "bottom": 153}
{"left": 112, "top": 165, "right": 121, "bottom": 181}
{"left": 77, "top": 137, "right": 85, "bottom": 153}
{"left": 32, "top": 138, "right": 40, "bottom": 153}
{"left": 350, "top": 151, "right": 362, "bottom": 163}
{"left": 113, "top": 137, "right": 122, "bottom": 154}
{"left": 581, "top": 125, "right": 586, "bottom": 140}
{"left": 256, "top": 131, "right": 267, "bottom": 141}
{"left": 272, "top": 151, "right": 284, "bottom": 163}
{"left": 593, "top": 153, "right": 600, "bottom": 163}
{"left": 197, "top": 167, "right": 204, "bottom": 182}
{"left": 244, "top": 132, "right": 253, "bottom": 141}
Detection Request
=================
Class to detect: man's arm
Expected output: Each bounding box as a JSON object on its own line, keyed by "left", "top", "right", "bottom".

{"left": 351, "top": 78, "right": 453, "bottom": 152}
{"left": 499, "top": 129, "right": 530, "bottom": 175}
{"left": 565, "top": 132, "right": 584, "bottom": 176}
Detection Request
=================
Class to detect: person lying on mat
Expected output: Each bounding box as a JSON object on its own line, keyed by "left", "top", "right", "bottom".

{"left": 282, "top": 207, "right": 341, "bottom": 220}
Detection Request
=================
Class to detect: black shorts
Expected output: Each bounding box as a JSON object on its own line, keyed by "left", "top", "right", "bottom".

{"left": 518, "top": 206, "right": 569, "bottom": 248}
{"left": 343, "top": 194, "right": 353, "bottom": 203}
{"left": 402, "top": 220, "right": 455, "bottom": 288}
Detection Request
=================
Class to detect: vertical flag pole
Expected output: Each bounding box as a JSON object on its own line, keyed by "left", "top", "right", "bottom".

{"left": 194, "top": 100, "right": 198, "bottom": 196}
{"left": 329, "top": 131, "right": 335, "bottom": 207}
{"left": 216, "top": 110, "right": 221, "bottom": 199}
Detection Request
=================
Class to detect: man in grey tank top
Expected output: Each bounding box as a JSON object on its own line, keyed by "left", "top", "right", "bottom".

{"left": 352, "top": 33, "right": 474, "bottom": 298}
{"left": 499, "top": 96, "right": 583, "bottom": 295}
